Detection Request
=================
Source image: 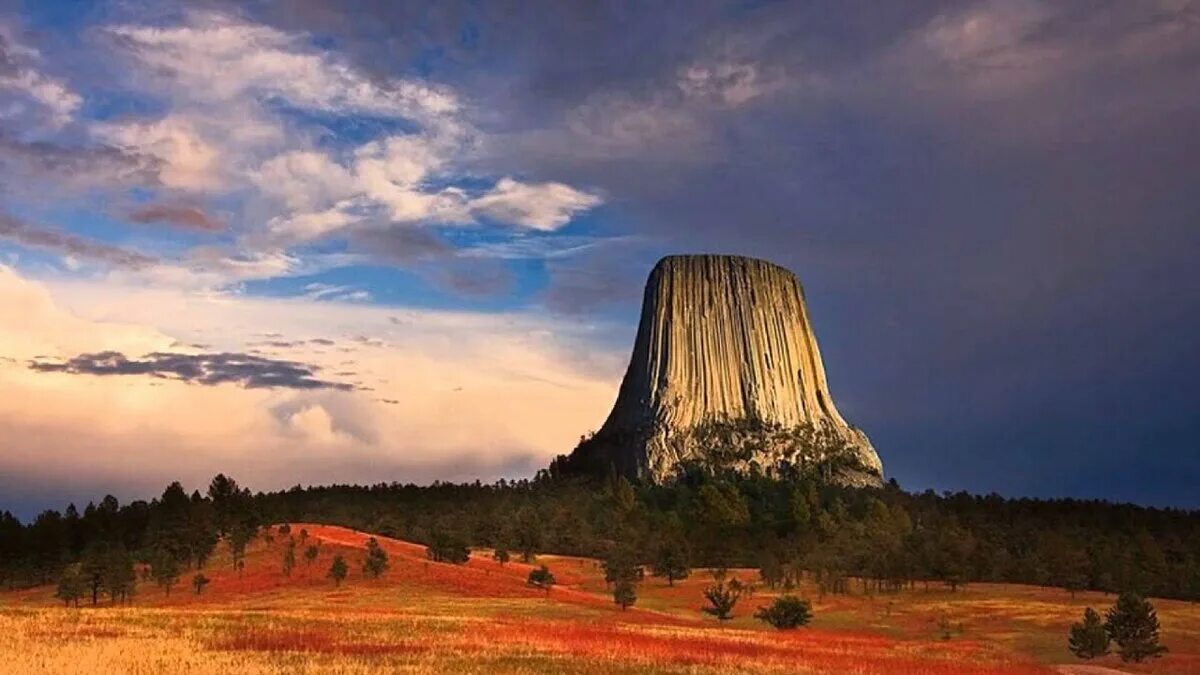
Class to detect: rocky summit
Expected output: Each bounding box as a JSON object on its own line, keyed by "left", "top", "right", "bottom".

{"left": 567, "top": 254, "right": 883, "bottom": 486}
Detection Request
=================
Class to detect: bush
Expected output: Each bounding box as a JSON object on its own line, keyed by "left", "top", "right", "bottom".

{"left": 527, "top": 565, "right": 556, "bottom": 595}
{"left": 755, "top": 595, "right": 813, "bottom": 629}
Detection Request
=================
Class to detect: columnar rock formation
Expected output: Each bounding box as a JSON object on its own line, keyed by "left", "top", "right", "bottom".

{"left": 568, "top": 254, "right": 883, "bottom": 486}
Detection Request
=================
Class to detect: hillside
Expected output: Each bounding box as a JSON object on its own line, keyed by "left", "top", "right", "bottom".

{"left": 2, "top": 524, "right": 1198, "bottom": 673}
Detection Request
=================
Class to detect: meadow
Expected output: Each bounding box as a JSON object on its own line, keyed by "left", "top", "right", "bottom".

{"left": 1, "top": 524, "right": 1196, "bottom": 674}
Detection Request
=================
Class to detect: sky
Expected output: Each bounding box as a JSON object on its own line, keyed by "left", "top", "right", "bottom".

{"left": 0, "top": 0, "right": 1197, "bottom": 518}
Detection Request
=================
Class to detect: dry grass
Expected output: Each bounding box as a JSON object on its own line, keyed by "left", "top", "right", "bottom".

{"left": 1, "top": 523, "right": 1195, "bottom": 674}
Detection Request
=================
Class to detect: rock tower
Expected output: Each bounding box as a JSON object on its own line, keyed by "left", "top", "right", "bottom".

{"left": 566, "top": 254, "right": 883, "bottom": 486}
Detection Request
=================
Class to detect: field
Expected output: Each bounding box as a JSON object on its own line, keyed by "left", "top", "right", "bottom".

{"left": 1, "top": 525, "right": 1197, "bottom": 674}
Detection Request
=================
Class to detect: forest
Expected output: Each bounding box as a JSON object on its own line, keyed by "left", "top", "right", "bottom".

{"left": 3, "top": 467, "right": 1199, "bottom": 603}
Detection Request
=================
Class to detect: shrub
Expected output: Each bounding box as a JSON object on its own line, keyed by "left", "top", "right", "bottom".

{"left": 527, "top": 565, "right": 556, "bottom": 595}
{"left": 755, "top": 595, "right": 813, "bottom": 629}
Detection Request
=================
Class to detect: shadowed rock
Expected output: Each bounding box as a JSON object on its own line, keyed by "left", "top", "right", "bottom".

{"left": 567, "top": 254, "right": 883, "bottom": 486}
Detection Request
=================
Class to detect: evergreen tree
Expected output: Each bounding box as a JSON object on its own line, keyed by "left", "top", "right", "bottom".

{"left": 304, "top": 544, "right": 319, "bottom": 567}
{"left": 1067, "top": 607, "right": 1110, "bottom": 659}
{"left": 151, "top": 549, "right": 180, "bottom": 595}
{"left": 1104, "top": 592, "right": 1167, "bottom": 663}
{"left": 55, "top": 564, "right": 84, "bottom": 607}
{"left": 362, "top": 537, "right": 388, "bottom": 578}
{"left": 328, "top": 554, "right": 348, "bottom": 587}
{"left": 492, "top": 547, "right": 510, "bottom": 566}
{"left": 192, "top": 573, "right": 210, "bottom": 595}
{"left": 613, "top": 578, "right": 637, "bottom": 610}
{"left": 282, "top": 539, "right": 296, "bottom": 577}
{"left": 651, "top": 536, "right": 690, "bottom": 586}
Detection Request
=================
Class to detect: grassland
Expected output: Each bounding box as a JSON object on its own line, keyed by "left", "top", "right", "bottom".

{"left": 1, "top": 524, "right": 1196, "bottom": 674}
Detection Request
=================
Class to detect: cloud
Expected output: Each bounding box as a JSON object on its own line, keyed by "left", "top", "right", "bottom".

{"left": 105, "top": 10, "right": 458, "bottom": 120}
{"left": 128, "top": 204, "right": 225, "bottom": 231}
{"left": 0, "top": 25, "right": 81, "bottom": 127}
{"left": 0, "top": 265, "right": 621, "bottom": 509}
{"left": 29, "top": 350, "right": 355, "bottom": 390}
{"left": 0, "top": 212, "right": 156, "bottom": 269}
{"left": 470, "top": 178, "right": 602, "bottom": 231}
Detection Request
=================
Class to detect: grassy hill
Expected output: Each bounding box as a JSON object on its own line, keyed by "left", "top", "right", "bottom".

{"left": 1, "top": 524, "right": 1197, "bottom": 674}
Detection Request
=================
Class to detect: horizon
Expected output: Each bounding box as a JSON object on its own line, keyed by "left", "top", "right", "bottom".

{"left": 2, "top": 1, "right": 1198, "bottom": 517}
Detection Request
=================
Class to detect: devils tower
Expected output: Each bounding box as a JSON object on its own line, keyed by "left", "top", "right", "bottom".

{"left": 564, "top": 254, "right": 883, "bottom": 486}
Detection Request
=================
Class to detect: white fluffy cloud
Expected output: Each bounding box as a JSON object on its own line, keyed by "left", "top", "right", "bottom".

{"left": 471, "top": 178, "right": 603, "bottom": 231}
{"left": 84, "top": 10, "right": 601, "bottom": 278}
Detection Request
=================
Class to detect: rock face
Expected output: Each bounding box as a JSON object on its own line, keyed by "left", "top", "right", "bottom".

{"left": 571, "top": 255, "right": 883, "bottom": 486}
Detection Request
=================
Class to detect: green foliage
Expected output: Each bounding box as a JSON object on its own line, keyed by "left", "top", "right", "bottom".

{"left": 362, "top": 537, "right": 388, "bottom": 578}
{"left": 702, "top": 580, "right": 743, "bottom": 621}
{"left": 527, "top": 565, "right": 556, "bottom": 595}
{"left": 191, "top": 573, "right": 209, "bottom": 595}
{"left": 755, "top": 595, "right": 813, "bottom": 629}
{"left": 282, "top": 539, "right": 296, "bottom": 577}
{"left": 613, "top": 578, "right": 637, "bottom": 610}
{"left": 55, "top": 564, "right": 84, "bottom": 607}
{"left": 1105, "top": 592, "right": 1167, "bottom": 663}
{"left": 1067, "top": 607, "right": 1110, "bottom": 659}
{"left": 492, "top": 547, "right": 510, "bottom": 566}
{"left": 426, "top": 525, "right": 470, "bottom": 564}
{"left": 328, "top": 554, "right": 348, "bottom": 586}
{"left": 602, "top": 546, "right": 643, "bottom": 586}
{"left": 150, "top": 548, "right": 180, "bottom": 595}
{"left": 303, "top": 544, "right": 319, "bottom": 566}
{"left": 651, "top": 536, "right": 690, "bottom": 586}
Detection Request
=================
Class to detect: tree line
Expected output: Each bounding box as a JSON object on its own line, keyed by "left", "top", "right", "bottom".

{"left": 2, "top": 470, "right": 1199, "bottom": 603}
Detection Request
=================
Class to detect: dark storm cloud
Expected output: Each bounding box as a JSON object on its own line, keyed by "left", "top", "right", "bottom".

{"left": 0, "top": 212, "right": 157, "bottom": 268}
{"left": 247, "top": 0, "right": 1200, "bottom": 505}
{"left": 29, "top": 351, "right": 355, "bottom": 391}
{"left": 128, "top": 204, "right": 224, "bottom": 232}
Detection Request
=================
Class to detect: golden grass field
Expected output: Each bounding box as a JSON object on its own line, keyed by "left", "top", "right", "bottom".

{"left": 1, "top": 524, "right": 1197, "bottom": 674}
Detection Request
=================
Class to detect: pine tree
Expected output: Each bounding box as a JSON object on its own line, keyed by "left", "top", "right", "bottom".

{"left": 328, "top": 555, "right": 348, "bottom": 587}
{"left": 1067, "top": 607, "right": 1110, "bottom": 659}
{"left": 55, "top": 564, "right": 84, "bottom": 607}
{"left": 362, "top": 537, "right": 388, "bottom": 578}
{"left": 651, "top": 537, "right": 690, "bottom": 586}
{"left": 192, "top": 573, "right": 210, "bottom": 595}
{"left": 1105, "top": 592, "right": 1167, "bottom": 662}
{"left": 282, "top": 539, "right": 296, "bottom": 577}
{"left": 614, "top": 578, "right": 637, "bottom": 610}
{"left": 151, "top": 549, "right": 180, "bottom": 596}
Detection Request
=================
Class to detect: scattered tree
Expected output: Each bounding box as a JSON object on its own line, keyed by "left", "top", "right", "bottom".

{"left": 151, "top": 549, "right": 180, "bottom": 596}
{"left": 493, "top": 547, "right": 510, "bottom": 566}
{"left": 192, "top": 573, "right": 210, "bottom": 595}
{"left": 328, "top": 554, "right": 348, "bottom": 587}
{"left": 702, "top": 580, "right": 743, "bottom": 621}
{"left": 652, "top": 537, "right": 690, "bottom": 586}
{"left": 1068, "top": 607, "right": 1110, "bottom": 659}
{"left": 1105, "top": 592, "right": 1167, "bottom": 663}
{"left": 362, "top": 537, "right": 389, "bottom": 578}
{"left": 55, "top": 565, "right": 84, "bottom": 607}
{"left": 304, "top": 544, "right": 320, "bottom": 567}
{"left": 282, "top": 539, "right": 296, "bottom": 577}
{"left": 614, "top": 578, "right": 637, "bottom": 610}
